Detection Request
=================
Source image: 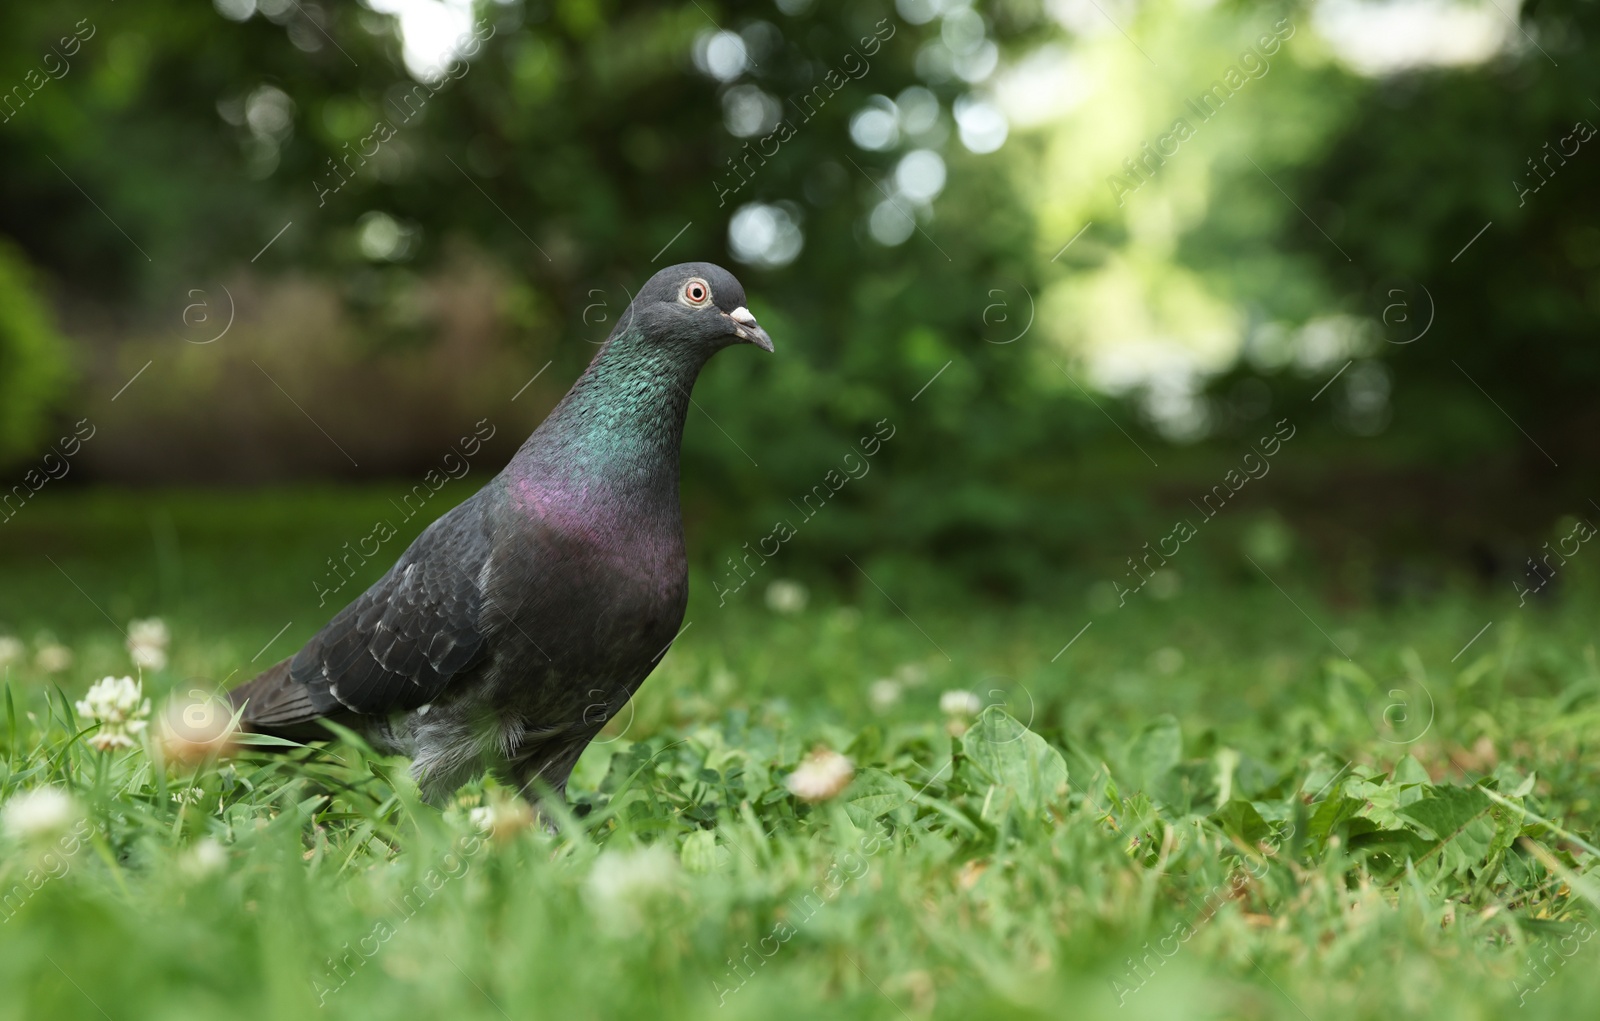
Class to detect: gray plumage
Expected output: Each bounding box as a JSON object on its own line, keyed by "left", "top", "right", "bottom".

{"left": 230, "top": 262, "right": 773, "bottom": 804}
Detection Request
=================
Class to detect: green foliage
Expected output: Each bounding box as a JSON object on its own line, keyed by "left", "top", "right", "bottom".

{"left": 1183, "top": 2, "right": 1600, "bottom": 479}
{"left": 0, "top": 0, "right": 1591, "bottom": 580}
{"left": 1, "top": 488, "right": 1599, "bottom": 1018}
{"left": 959, "top": 707, "right": 1069, "bottom": 820}
{"left": 0, "top": 240, "right": 71, "bottom": 466}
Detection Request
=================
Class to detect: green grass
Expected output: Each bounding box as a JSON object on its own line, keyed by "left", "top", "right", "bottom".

{"left": 2, "top": 488, "right": 1598, "bottom": 1020}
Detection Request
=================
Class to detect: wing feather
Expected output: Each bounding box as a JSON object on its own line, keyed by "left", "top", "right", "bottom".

{"left": 234, "top": 493, "right": 496, "bottom": 729}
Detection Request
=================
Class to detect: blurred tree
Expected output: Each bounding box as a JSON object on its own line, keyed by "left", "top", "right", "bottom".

{"left": 1, "top": 0, "right": 1125, "bottom": 597}
{"left": 0, "top": 240, "right": 72, "bottom": 464}
{"left": 4, "top": 0, "right": 1585, "bottom": 597}
{"left": 1187, "top": 0, "right": 1600, "bottom": 578}
{"left": 1256, "top": 0, "right": 1600, "bottom": 471}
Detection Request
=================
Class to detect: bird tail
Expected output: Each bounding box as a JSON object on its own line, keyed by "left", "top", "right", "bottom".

{"left": 229, "top": 657, "right": 329, "bottom": 740}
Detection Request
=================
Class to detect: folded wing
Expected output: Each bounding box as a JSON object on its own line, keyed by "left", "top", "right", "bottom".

{"left": 232, "top": 495, "right": 494, "bottom": 728}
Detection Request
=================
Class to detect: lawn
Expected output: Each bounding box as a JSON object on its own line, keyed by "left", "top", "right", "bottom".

{"left": 1, "top": 488, "right": 1597, "bottom": 1020}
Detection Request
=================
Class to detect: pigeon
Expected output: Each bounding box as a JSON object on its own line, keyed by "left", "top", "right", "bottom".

{"left": 229, "top": 262, "right": 773, "bottom": 806}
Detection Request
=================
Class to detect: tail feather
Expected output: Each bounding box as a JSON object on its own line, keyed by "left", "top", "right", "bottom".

{"left": 230, "top": 657, "right": 321, "bottom": 729}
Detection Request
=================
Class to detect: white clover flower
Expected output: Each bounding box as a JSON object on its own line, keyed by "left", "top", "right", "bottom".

{"left": 869, "top": 678, "right": 902, "bottom": 714}
{"left": 583, "top": 845, "right": 680, "bottom": 932}
{"left": 940, "top": 689, "right": 983, "bottom": 718}
{"left": 764, "top": 579, "right": 809, "bottom": 614}
{"left": 75, "top": 676, "right": 151, "bottom": 751}
{"left": 895, "top": 662, "right": 928, "bottom": 687}
{"left": 127, "top": 618, "right": 170, "bottom": 672}
{"left": 784, "top": 747, "right": 855, "bottom": 803}
{"left": 171, "top": 786, "right": 205, "bottom": 806}
{"left": 128, "top": 618, "right": 169, "bottom": 647}
{"left": 34, "top": 643, "right": 73, "bottom": 674}
{"left": 183, "top": 837, "right": 227, "bottom": 877}
{"left": 128, "top": 645, "right": 167, "bottom": 671}
{"left": 2, "top": 787, "right": 79, "bottom": 841}
{"left": 470, "top": 798, "right": 534, "bottom": 842}
{"left": 0, "top": 636, "right": 24, "bottom": 668}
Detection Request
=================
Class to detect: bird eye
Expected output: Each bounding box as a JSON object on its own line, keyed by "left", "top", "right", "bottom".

{"left": 683, "top": 279, "right": 710, "bottom": 305}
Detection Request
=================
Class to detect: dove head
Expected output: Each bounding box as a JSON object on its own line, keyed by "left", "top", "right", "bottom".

{"left": 522, "top": 261, "right": 773, "bottom": 496}
{"left": 617, "top": 261, "right": 774, "bottom": 356}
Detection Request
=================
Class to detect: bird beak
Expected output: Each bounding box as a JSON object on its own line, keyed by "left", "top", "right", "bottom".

{"left": 727, "top": 306, "right": 775, "bottom": 353}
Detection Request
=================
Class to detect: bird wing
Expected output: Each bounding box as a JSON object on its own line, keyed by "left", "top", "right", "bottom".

{"left": 235, "top": 493, "right": 495, "bottom": 726}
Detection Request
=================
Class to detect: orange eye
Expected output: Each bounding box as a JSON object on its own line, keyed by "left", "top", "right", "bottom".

{"left": 684, "top": 280, "right": 709, "bottom": 304}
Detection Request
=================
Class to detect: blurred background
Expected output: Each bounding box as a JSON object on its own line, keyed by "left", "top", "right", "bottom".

{"left": 1, "top": 0, "right": 1595, "bottom": 635}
